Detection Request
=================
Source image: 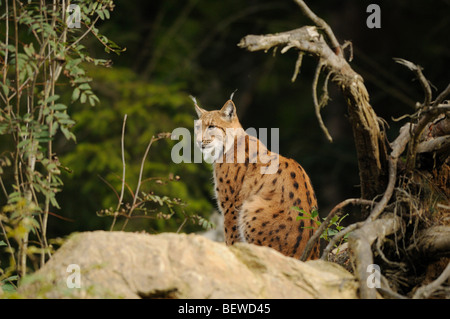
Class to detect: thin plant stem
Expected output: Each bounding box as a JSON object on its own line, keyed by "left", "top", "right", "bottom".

{"left": 110, "top": 114, "right": 127, "bottom": 231}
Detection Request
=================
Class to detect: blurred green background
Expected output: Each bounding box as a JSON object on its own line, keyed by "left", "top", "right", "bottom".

{"left": 39, "top": 0, "right": 449, "bottom": 237}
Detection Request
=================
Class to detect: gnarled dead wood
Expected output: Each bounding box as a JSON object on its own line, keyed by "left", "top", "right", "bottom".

{"left": 417, "top": 135, "right": 450, "bottom": 154}
{"left": 407, "top": 226, "right": 450, "bottom": 260}
{"left": 413, "top": 262, "right": 450, "bottom": 299}
{"left": 238, "top": 0, "right": 450, "bottom": 299}
{"left": 348, "top": 214, "right": 403, "bottom": 299}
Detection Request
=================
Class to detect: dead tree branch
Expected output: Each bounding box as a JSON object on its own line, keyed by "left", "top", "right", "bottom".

{"left": 394, "top": 58, "right": 432, "bottom": 108}
{"left": 292, "top": 0, "right": 342, "bottom": 56}
{"left": 407, "top": 226, "right": 450, "bottom": 260}
{"left": 348, "top": 214, "right": 403, "bottom": 299}
{"left": 312, "top": 61, "right": 333, "bottom": 142}
{"left": 413, "top": 262, "right": 450, "bottom": 299}
{"left": 432, "top": 83, "right": 450, "bottom": 107}
{"left": 238, "top": 23, "right": 388, "bottom": 200}
{"left": 417, "top": 135, "right": 450, "bottom": 154}
{"left": 238, "top": 0, "right": 450, "bottom": 299}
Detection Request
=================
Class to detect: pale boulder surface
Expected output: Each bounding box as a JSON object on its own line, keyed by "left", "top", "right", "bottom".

{"left": 18, "top": 231, "right": 358, "bottom": 298}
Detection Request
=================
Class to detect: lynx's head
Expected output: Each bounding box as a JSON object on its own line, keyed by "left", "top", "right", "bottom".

{"left": 194, "top": 99, "right": 244, "bottom": 162}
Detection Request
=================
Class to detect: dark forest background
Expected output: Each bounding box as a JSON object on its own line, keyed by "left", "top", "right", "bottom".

{"left": 37, "top": 0, "right": 449, "bottom": 238}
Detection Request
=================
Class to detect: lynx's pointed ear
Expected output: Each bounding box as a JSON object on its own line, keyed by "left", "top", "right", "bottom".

{"left": 190, "top": 95, "right": 206, "bottom": 118}
{"left": 195, "top": 103, "right": 206, "bottom": 118}
{"left": 220, "top": 100, "right": 236, "bottom": 121}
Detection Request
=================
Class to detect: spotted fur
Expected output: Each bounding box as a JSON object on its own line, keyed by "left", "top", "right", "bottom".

{"left": 195, "top": 99, "right": 320, "bottom": 260}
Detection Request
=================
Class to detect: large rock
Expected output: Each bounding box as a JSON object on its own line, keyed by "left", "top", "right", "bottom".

{"left": 18, "top": 231, "right": 358, "bottom": 298}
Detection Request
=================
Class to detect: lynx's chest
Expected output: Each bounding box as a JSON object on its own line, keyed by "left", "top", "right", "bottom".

{"left": 213, "top": 162, "right": 247, "bottom": 211}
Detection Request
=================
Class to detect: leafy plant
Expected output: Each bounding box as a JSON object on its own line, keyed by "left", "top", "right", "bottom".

{"left": 57, "top": 66, "right": 215, "bottom": 235}
{"left": 95, "top": 116, "right": 214, "bottom": 233}
{"left": 294, "top": 206, "right": 349, "bottom": 243}
{"left": 0, "top": 0, "right": 120, "bottom": 284}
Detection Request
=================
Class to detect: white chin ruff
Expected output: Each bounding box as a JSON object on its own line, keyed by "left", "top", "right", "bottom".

{"left": 202, "top": 145, "right": 223, "bottom": 163}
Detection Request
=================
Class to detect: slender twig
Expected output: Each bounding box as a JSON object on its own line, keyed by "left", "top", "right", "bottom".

{"left": 393, "top": 58, "right": 432, "bottom": 108}
{"left": 12, "top": 0, "right": 29, "bottom": 279}
{"left": 312, "top": 61, "right": 333, "bottom": 142}
{"left": 176, "top": 217, "right": 188, "bottom": 234}
{"left": 318, "top": 70, "right": 332, "bottom": 108}
{"left": 365, "top": 156, "right": 397, "bottom": 223}
{"left": 0, "top": 176, "right": 8, "bottom": 199}
{"left": 121, "top": 135, "right": 166, "bottom": 230}
{"left": 97, "top": 174, "right": 120, "bottom": 201}
{"left": 291, "top": 52, "right": 304, "bottom": 82}
{"left": 342, "top": 40, "right": 353, "bottom": 62}
{"left": 0, "top": 219, "right": 16, "bottom": 268}
{"left": 3, "top": 0, "right": 9, "bottom": 87}
{"left": 432, "top": 83, "right": 450, "bottom": 107}
{"left": 13, "top": 0, "right": 20, "bottom": 115}
{"left": 65, "top": 16, "right": 100, "bottom": 52}
{"left": 377, "top": 276, "right": 408, "bottom": 299}
{"left": 110, "top": 114, "right": 127, "bottom": 231}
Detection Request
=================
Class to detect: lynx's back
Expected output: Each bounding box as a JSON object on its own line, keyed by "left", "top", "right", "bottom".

{"left": 194, "top": 99, "right": 320, "bottom": 260}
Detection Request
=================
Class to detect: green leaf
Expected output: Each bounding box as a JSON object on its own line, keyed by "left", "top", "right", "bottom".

{"left": 72, "top": 87, "right": 81, "bottom": 102}
{"left": 60, "top": 126, "right": 72, "bottom": 140}
{"left": 50, "top": 103, "right": 68, "bottom": 111}
{"left": 97, "top": 10, "right": 105, "bottom": 20}
{"left": 17, "top": 139, "right": 31, "bottom": 149}
{"left": 0, "top": 240, "right": 7, "bottom": 246}
{"left": 1, "top": 83, "right": 9, "bottom": 96}
{"left": 78, "top": 83, "right": 91, "bottom": 90}
{"left": 80, "top": 92, "right": 87, "bottom": 103}
{"left": 44, "top": 94, "right": 60, "bottom": 104}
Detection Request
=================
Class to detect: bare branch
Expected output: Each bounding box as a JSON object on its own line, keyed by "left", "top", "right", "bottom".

{"left": 319, "top": 70, "right": 332, "bottom": 108}
{"left": 363, "top": 123, "right": 412, "bottom": 223}
{"left": 292, "top": 0, "right": 342, "bottom": 56}
{"left": 121, "top": 133, "right": 171, "bottom": 230}
{"left": 377, "top": 275, "right": 408, "bottom": 299}
{"left": 312, "top": 61, "right": 333, "bottom": 142}
{"left": 110, "top": 114, "right": 128, "bottom": 231}
{"left": 342, "top": 41, "right": 353, "bottom": 62}
{"left": 432, "top": 83, "right": 450, "bottom": 107}
{"left": 413, "top": 262, "right": 450, "bottom": 299}
{"left": 416, "top": 135, "right": 450, "bottom": 153}
{"left": 348, "top": 214, "right": 403, "bottom": 299}
{"left": 239, "top": 0, "right": 389, "bottom": 200}
{"left": 291, "top": 52, "right": 304, "bottom": 82}
{"left": 407, "top": 226, "right": 450, "bottom": 259}
{"left": 394, "top": 58, "right": 432, "bottom": 108}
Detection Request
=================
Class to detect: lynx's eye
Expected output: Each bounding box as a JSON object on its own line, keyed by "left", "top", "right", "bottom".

{"left": 207, "top": 125, "right": 216, "bottom": 130}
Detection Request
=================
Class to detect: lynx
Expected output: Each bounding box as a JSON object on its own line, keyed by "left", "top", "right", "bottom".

{"left": 194, "top": 98, "right": 320, "bottom": 260}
